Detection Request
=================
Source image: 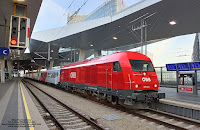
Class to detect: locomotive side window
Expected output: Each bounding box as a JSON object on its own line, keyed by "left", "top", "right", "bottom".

{"left": 129, "top": 60, "right": 155, "bottom": 72}
{"left": 113, "top": 61, "right": 122, "bottom": 71}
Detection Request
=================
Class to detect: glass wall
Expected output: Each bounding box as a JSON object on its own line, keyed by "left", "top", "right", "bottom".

{"left": 155, "top": 66, "right": 177, "bottom": 85}
{"left": 83, "top": 0, "right": 126, "bottom": 22}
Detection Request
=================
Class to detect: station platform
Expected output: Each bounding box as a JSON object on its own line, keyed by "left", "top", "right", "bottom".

{"left": 158, "top": 87, "right": 200, "bottom": 110}
{"left": 0, "top": 79, "right": 48, "bottom": 130}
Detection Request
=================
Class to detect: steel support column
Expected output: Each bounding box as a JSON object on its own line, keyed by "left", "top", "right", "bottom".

{"left": 141, "top": 19, "right": 144, "bottom": 54}
{"left": 94, "top": 50, "right": 101, "bottom": 57}
{"left": 7, "top": 60, "right": 13, "bottom": 79}
{"left": 48, "top": 60, "right": 54, "bottom": 70}
{"left": 79, "top": 49, "right": 86, "bottom": 61}
{"left": 0, "top": 56, "right": 5, "bottom": 83}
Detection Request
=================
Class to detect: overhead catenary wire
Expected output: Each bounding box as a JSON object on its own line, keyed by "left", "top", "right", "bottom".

{"left": 51, "top": 0, "right": 89, "bottom": 43}
{"left": 30, "top": 0, "right": 76, "bottom": 61}
{"left": 30, "top": 0, "right": 89, "bottom": 64}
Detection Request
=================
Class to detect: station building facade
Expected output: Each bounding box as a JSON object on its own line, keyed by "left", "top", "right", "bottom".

{"left": 67, "top": 0, "right": 126, "bottom": 24}
{"left": 82, "top": 0, "right": 126, "bottom": 21}
{"left": 192, "top": 33, "right": 200, "bottom": 62}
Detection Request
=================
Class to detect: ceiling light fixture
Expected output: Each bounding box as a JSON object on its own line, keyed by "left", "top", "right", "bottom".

{"left": 113, "top": 37, "right": 117, "bottom": 40}
{"left": 17, "top": 0, "right": 25, "bottom": 2}
{"left": 169, "top": 20, "right": 176, "bottom": 25}
{"left": 90, "top": 44, "right": 93, "bottom": 47}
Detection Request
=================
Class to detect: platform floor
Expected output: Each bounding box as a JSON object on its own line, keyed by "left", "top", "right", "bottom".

{"left": 159, "top": 87, "right": 200, "bottom": 105}
{"left": 0, "top": 79, "right": 48, "bottom": 130}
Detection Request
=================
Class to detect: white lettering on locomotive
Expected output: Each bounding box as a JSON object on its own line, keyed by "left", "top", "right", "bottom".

{"left": 70, "top": 72, "right": 76, "bottom": 78}
{"left": 142, "top": 77, "right": 151, "bottom": 82}
{"left": 143, "top": 86, "right": 150, "bottom": 88}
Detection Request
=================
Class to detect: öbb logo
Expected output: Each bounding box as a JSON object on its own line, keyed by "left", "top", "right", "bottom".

{"left": 70, "top": 72, "right": 76, "bottom": 78}
{"left": 142, "top": 77, "right": 151, "bottom": 82}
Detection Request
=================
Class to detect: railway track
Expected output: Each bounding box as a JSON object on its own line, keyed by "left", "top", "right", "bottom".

{"left": 93, "top": 97, "right": 200, "bottom": 130}
{"left": 132, "top": 109, "right": 200, "bottom": 130}
{"left": 24, "top": 80, "right": 59, "bottom": 130}
{"left": 22, "top": 79, "right": 105, "bottom": 130}
{"left": 24, "top": 79, "right": 200, "bottom": 130}
{"left": 87, "top": 97, "right": 200, "bottom": 130}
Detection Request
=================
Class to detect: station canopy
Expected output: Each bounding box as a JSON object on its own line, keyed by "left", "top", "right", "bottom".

{"left": 2, "top": 0, "right": 200, "bottom": 70}
{"left": 32, "top": 0, "right": 200, "bottom": 51}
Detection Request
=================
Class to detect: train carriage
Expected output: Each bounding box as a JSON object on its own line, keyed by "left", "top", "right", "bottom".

{"left": 40, "top": 71, "right": 47, "bottom": 82}
{"left": 46, "top": 69, "right": 61, "bottom": 85}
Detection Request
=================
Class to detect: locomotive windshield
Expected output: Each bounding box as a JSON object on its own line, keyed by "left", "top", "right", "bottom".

{"left": 129, "top": 60, "right": 155, "bottom": 72}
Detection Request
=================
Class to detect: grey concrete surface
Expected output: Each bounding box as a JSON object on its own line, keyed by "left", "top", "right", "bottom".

{"left": 0, "top": 79, "right": 48, "bottom": 130}
{"left": 159, "top": 87, "right": 200, "bottom": 105}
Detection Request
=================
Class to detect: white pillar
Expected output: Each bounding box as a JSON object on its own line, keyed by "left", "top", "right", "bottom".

{"left": 60, "top": 61, "right": 64, "bottom": 68}
{"left": 48, "top": 60, "right": 54, "bottom": 70}
{"left": 38, "top": 66, "right": 42, "bottom": 72}
{"left": 79, "top": 49, "right": 86, "bottom": 61}
{"left": 94, "top": 50, "right": 101, "bottom": 57}
{"left": 7, "top": 60, "right": 13, "bottom": 79}
{"left": 17, "top": 61, "right": 20, "bottom": 77}
{"left": 0, "top": 56, "right": 5, "bottom": 83}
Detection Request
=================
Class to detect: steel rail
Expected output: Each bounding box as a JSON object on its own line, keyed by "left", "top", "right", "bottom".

{"left": 21, "top": 79, "right": 64, "bottom": 130}
{"left": 22, "top": 79, "right": 105, "bottom": 130}
{"left": 147, "top": 108, "right": 200, "bottom": 127}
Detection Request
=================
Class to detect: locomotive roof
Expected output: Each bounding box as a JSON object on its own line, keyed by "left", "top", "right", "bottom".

{"left": 62, "top": 51, "right": 151, "bottom": 69}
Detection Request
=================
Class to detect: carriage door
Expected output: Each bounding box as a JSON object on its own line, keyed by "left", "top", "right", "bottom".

{"left": 106, "top": 62, "right": 113, "bottom": 90}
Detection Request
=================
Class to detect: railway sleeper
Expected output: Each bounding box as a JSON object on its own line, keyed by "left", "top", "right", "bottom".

{"left": 63, "top": 122, "right": 88, "bottom": 129}
{"left": 60, "top": 119, "right": 83, "bottom": 125}
{"left": 57, "top": 117, "right": 79, "bottom": 122}
{"left": 67, "top": 125, "right": 92, "bottom": 130}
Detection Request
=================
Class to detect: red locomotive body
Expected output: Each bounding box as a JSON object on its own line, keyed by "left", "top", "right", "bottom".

{"left": 40, "top": 71, "right": 47, "bottom": 82}
{"left": 60, "top": 51, "right": 165, "bottom": 108}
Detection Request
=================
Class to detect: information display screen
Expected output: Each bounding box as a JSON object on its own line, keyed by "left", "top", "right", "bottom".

{"left": 189, "top": 62, "right": 200, "bottom": 70}
{"left": 166, "top": 64, "right": 177, "bottom": 71}
{"left": 177, "top": 63, "right": 190, "bottom": 71}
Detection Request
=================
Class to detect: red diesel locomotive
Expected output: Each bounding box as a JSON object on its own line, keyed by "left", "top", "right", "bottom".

{"left": 60, "top": 51, "right": 165, "bottom": 109}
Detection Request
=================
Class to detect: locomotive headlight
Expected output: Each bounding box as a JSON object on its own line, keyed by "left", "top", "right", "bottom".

{"left": 154, "top": 84, "right": 158, "bottom": 87}
{"left": 135, "top": 84, "right": 139, "bottom": 88}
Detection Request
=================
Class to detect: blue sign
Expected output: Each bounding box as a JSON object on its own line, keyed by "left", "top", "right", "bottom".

{"left": 177, "top": 63, "right": 190, "bottom": 71}
{"left": 189, "top": 62, "right": 200, "bottom": 70}
{"left": 0, "top": 47, "right": 9, "bottom": 56}
{"left": 166, "top": 64, "right": 177, "bottom": 71}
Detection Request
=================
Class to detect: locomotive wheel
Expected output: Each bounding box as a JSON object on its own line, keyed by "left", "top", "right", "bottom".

{"left": 111, "top": 96, "right": 118, "bottom": 105}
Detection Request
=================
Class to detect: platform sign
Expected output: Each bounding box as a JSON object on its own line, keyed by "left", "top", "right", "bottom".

{"left": 166, "top": 64, "right": 177, "bottom": 71}
{"left": 189, "top": 62, "right": 200, "bottom": 70}
{"left": 177, "top": 63, "right": 190, "bottom": 71}
{"left": 0, "top": 47, "right": 9, "bottom": 56}
{"left": 178, "top": 85, "right": 193, "bottom": 94}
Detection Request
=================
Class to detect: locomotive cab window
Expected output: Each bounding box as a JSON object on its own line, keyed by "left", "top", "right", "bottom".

{"left": 129, "top": 60, "right": 155, "bottom": 72}
{"left": 113, "top": 61, "right": 122, "bottom": 71}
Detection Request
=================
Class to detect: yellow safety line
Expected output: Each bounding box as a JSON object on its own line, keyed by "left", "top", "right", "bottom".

{"left": 19, "top": 80, "right": 34, "bottom": 130}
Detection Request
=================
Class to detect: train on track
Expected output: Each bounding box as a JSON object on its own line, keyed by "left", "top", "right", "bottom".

{"left": 25, "top": 51, "right": 165, "bottom": 109}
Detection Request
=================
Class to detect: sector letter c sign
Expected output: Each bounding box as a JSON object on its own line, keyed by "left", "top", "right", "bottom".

{"left": 0, "top": 47, "right": 9, "bottom": 56}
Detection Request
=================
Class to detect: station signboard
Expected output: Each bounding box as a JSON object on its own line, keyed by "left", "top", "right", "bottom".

{"left": 177, "top": 63, "right": 190, "bottom": 71}
{"left": 166, "top": 64, "right": 177, "bottom": 71}
{"left": 166, "top": 62, "right": 200, "bottom": 71}
{"left": 189, "top": 62, "right": 200, "bottom": 70}
{"left": 0, "top": 47, "right": 9, "bottom": 56}
{"left": 178, "top": 85, "right": 194, "bottom": 94}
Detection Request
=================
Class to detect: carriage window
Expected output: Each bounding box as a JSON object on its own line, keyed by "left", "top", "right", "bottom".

{"left": 51, "top": 72, "right": 58, "bottom": 78}
{"left": 129, "top": 60, "right": 155, "bottom": 72}
{"left": 113, "top": 61, "right": 122, "bottom": 71}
